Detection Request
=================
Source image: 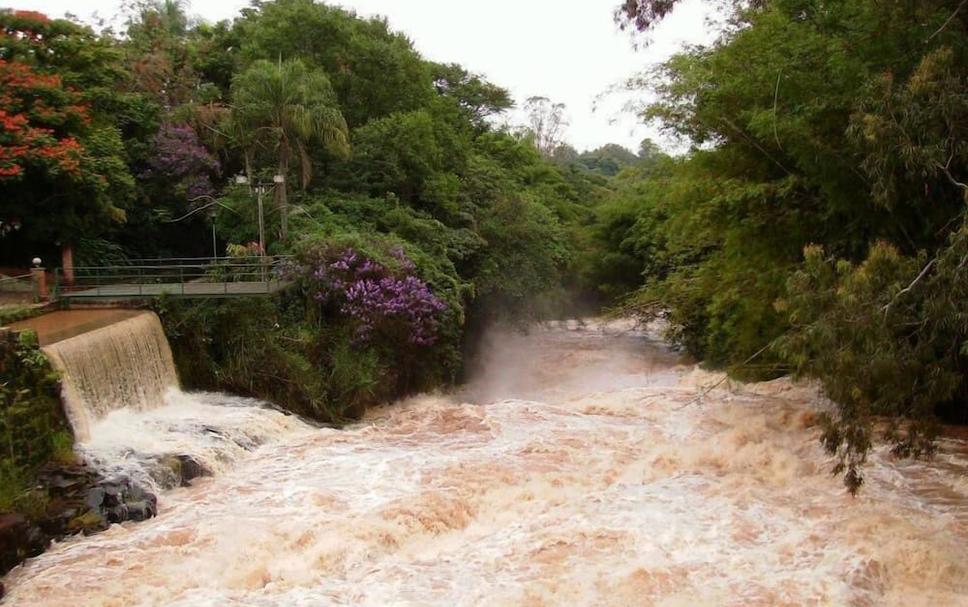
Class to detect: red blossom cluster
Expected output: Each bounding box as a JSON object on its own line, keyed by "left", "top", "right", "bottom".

{"left": 1, "top": 10, "right": 51, "bottom": 44}
{"left": 0, "top": 58, "right": 88, "bottom": 180}
{"left": 11, "top": 10, "right": 50, "bottom": 23}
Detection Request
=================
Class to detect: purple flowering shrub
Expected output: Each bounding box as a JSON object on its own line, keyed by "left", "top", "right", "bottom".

{"left": 141, "top": 124, "right": 221, "bottom": 201}
{"left": 306, "top": 247, "right": 448, "bottom": 347}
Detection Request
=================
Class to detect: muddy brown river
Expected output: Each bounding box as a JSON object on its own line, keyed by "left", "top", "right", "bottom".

{"left": 3, "top": 321, "right": 966, "bottom": 606}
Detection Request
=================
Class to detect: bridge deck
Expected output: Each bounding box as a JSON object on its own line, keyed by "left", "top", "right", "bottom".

{"left": 61, "top": 280, "right": 288, "bottom": 300}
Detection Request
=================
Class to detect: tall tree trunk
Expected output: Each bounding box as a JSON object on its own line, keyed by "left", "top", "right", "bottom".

{"left": 277, "top": 147, "right": 289, "bottom": 243}
{"left": 244, "top": 149, "right": 254, "bottom": 185}
{"left": 60, "top": 242, "right": 74, "bottom": 286}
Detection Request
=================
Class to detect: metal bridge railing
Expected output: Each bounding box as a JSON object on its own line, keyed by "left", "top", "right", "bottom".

{"left": 0, "top": 273, "right": 39, "bottom": 303}
{"left": 54, "top": 256, "right": 293, "bottom": 300}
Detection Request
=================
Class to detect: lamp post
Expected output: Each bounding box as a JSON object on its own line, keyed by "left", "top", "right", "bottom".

{"left": 235, "top": 175, "right": 261, "bottom": 256}
{"left": 30, "top": 257, "right": 47, "bottom": 302}
{"left": 236, "top": 174, "right": 285, "bottom": 258}
{"left": 237, "top": 174, "right": 285, "bottom": 282}
{"left": 210, "top": 206, "right": 218, "bottom": 258}
{"left": 170, "top": 196, "right": 244, "bottom": 260}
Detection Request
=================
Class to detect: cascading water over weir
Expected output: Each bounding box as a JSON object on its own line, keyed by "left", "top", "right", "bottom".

{"left": 38, "top": 311, "right": 308, "bottom": 493}
{"left": 3, "top": 320, "right": 968, "bottom": 606}
{"left": 41, "top": 313, "right": 178, "bottom": 442}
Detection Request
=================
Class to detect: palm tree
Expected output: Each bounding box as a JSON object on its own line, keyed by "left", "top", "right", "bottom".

{"left": 230, "top": 59, "right": 350, "bottom": 242}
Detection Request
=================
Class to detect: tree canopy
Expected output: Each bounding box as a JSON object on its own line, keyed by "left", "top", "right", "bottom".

{"left": 0, "top": 1, "right": 612, "bottom": 419}
{"left": 594, "top": 0, "right": 968, "bottom": 490}
{"left": 230, "top": 58, "right": 349, "bottom": 240}
{"left": 0, "top": 10, "right": 135, "bottom": 252}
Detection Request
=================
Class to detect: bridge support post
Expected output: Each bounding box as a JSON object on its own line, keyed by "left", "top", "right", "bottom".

{"left": 60, "top": 243, "right": 75, "bottom": 286}
{"left": 30, "top": 266, "right": 47, "bottom": 302}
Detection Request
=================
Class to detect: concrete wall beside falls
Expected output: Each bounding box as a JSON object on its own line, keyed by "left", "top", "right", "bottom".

{"left": 40, "top": 312, "right": 179, "bottom": 441}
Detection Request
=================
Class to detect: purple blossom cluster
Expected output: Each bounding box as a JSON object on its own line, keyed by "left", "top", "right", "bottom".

{"left": 310, "top": 248, "right": 447, "bottom": 347}
{"left": 141, "top": 124, "right": 221, "bottom": 200}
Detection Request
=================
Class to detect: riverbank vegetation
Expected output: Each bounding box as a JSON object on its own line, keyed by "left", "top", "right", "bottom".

{"left": 596, "top": 0, "right": 968, "bottom": 490}
{"left": 0, "top": 2, "right": 605, "bottom": 423}
{"left": 2, "top": 0, "right": 965, "bottom": 495}
{"left": 0, "top": 331, "right": 70, "bottom": 513}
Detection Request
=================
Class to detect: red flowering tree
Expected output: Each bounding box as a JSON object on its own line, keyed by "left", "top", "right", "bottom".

{"left": 0, "top": 59, "right": 87, "bottom": 180}
{"left": 0, "top": 10, "right": 135, "bottom": 265}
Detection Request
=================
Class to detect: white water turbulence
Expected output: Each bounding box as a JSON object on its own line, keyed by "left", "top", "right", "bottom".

{"left": 5, "top": 321, "right": 968, "bottom": 606}
{"left": 42, "top": 313, "right": 179, "bottom": 441}
{"left": 40, "top": 311, "right": 311, "bottom": 492}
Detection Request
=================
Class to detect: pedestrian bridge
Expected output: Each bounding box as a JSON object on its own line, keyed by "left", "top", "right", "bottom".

{"left": 56, "top": 257, "right": 292, "bottom": 301}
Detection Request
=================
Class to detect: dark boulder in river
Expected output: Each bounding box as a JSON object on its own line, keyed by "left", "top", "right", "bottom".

{"left": 0, "top": 514, "right": 28, "bottom": 574}
{"left": 0, "top": 463, "right": 158, "bottom": 577}
{"left": 176, "top": 454, "right": 209, "bottom": 486}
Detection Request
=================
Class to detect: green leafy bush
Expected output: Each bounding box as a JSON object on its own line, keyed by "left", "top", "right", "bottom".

{"left": 778, "top": 232, "right": 968, "bottom": 492}
{"left": 0, "top": 330, "right": 72, "bottom": 512}
{"left": 591, "top": 0, "right": 968, "bottom": 489}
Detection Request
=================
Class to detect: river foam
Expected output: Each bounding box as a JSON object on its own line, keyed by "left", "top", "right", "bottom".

{"left": 3, "top": 321, "right": 967, "bottom": 606}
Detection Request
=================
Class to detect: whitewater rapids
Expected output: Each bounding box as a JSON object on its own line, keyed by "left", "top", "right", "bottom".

{"left": 3, "top": 321, "right": 967, "bottom": 606}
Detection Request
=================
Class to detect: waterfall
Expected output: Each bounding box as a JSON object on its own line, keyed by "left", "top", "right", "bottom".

{"left": 42, "top": 312, "right": 178, "bottom": 441}
{"left": 40, "top": 310, "right": 310, "bottom": 493}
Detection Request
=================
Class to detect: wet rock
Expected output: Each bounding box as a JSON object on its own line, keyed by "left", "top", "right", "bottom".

{"left": 0, "top": 513, "right": 26, "bottom": 533}
{"left": 177, "top": 455, "right": 209, "bottom": 486}
{"left": 104, "top": 504, "right": 129, "bottom": 525}
{"left": 37, "top": 510, "right": 67, "bottom": 537}
{"left": 36, "top": 464, "right": 98, "bottom": 499}
{"left": 1, "top": 465, "right": 160, "bottom": 576}
{"left": 201, "top": 425, "right": 226, "bottom": 438}
{"left": 102, "top": 486, "right": 122, "bottom": 508}
{"left": 48, "top": 475, "right": 83, "bottom": 491}
{"left": 85, "top": 486, "right": 105, "bottom": 509}
{"left": 125, "top": 482, "right": 149, "bottom": 503}
{"left": 0, "top": 513, "right": 28, "bottom": 573}
{"left": 59, "top": 507, "right": 78, "bottom": 520}
{"left": 68, "top": 510, "right": 105, "bottom": 534}
{"left": 126, "top": 501, "right": 156, "bottom": 522}
{"left": 26, "top": 526, "right": 48, "bottom": 554}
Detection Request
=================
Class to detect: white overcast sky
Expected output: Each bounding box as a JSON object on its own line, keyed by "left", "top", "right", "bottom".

{"left": 12, "top": 0, "right": 716, "bottom": 152}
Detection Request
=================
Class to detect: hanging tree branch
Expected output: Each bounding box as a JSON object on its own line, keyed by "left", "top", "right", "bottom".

{"left": 881, "top": 259, "right": 937, "bottom": 314}
{"left": 927, "top": 0, "right": 968, "bottom": 41}
{"left": 673, "top": 342, "right": 775, "bottom": 410}
{"left": 936, "top": 153, "right": 968, "bottom": 194}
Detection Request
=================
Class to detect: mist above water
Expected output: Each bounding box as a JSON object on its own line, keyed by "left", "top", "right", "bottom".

{"left": 4, "top": 320, "right": 967, "bottom": 606}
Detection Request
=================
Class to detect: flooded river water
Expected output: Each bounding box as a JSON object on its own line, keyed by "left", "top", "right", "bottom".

{"left": 3, "top": 321, "right": 967, "bottom": 606}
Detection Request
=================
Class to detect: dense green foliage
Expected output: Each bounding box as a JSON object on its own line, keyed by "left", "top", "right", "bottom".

{"left": 0, "top": 1, "right": 609, "bottom": 424}
{"left": 0, "top": 330, "right": 72, "bottom": 511}
{"left": 599, "top": 0, "right": 968, "bottom": 490}
{"left": 157, "top": 228, "right": 466, "bottom": 422}
{"left": 0, "top": 11, "right": 138, "bottom": 254}
{"left": 229, "top": 57, "right": 349, "bottom": 241}
{"left": 553, "top": 142, "right": 645, "bottom": 177}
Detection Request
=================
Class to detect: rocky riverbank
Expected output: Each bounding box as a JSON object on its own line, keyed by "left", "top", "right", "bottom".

{"left": 0, "top": 462, "right": 158, "bottom": 578}
{"left": 0, "top": 451, "right": 214, "bottom": 581}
